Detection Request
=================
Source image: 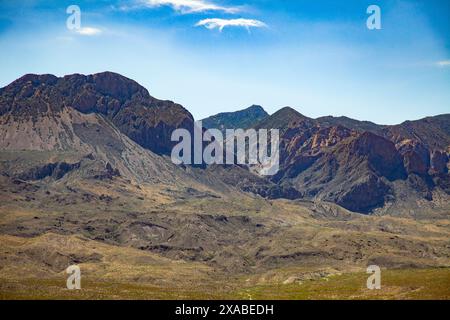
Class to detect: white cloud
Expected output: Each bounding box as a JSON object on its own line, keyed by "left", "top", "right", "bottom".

{"left": 436, "top": 60, "right": 450, "bottom": 67}
{"left": 143, "top": 0, "right": 240, "bottom": 14}
{"left": 75, "top": 27, "right": 102, "bottom": 36}
{"left": 196, "top": 18, "right": 267, "bottom": 31}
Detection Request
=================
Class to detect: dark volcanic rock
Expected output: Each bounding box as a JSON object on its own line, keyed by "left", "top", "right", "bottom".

{"left": 248, "top": 108, "right": 417, "bottom": 213}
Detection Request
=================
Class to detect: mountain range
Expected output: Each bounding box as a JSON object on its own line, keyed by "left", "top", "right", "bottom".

{"left": 2, "top": 72, "right": 449, "bottom": 214}
{"left": 203, "top": 104, "right": 450, "bottom": 214}
{"left": 0, "top": 72, "right": 449, "bottom": 299}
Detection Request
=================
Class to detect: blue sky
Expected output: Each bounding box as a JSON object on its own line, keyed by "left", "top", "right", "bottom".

{"left": 0, "top": 0, "right": 449, "bottom": 124}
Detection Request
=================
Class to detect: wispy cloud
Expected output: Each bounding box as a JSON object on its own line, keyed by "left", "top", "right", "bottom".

{"left": 196, "top": 18, "right": 266, "bottom": 31}
{"left": 74, "top": 27, "right": 102, "bottom": 36}
{"left": 141, "top": 0, "right": 241, "bottom": 14}
{"left": 436, "top": 60, "right": 450, "bottom": 67}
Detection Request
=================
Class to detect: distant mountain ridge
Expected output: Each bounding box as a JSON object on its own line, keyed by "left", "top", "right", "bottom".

{"left": 316, "top": 115, "right": 384, "bottom": 135}
{"left": 1, "top": 72, "right": 449, "bottom": 214}
{"left": 204, "top": 105, "right": 450, "bottom": 152}
{"left": 201, "top": 105, "right": 268, "bottom": 134}
{"left": 248, "top": 106, "right": 450, "bottom": 213}
{"left": 2, "top": 73, "right": 450, "bottom": 293}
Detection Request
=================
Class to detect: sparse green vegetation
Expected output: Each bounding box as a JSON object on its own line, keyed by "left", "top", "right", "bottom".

{"left": 235, "top": 268, "right": 450, "bottom": 300}
{"left": 2, "top": 268, "right": 449, "bottom": 300}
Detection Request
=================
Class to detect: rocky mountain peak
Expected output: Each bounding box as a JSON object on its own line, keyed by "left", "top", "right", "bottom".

{"left": 62, "top": 72, "right": 150, "bottom": 102}
{"left": 202, "top": 104, "right": 269, "bottom": 134}
{"left": 255, "top": 106, "right": 313, "bottom": 130}
{"left": 0, "top": 72, "right": 194, "bottom": 155}
{"left": 349, "top": 131, "right": 406, "bottom": 180}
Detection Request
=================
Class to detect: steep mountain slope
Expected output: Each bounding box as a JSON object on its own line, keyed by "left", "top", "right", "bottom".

{"left": 0, "top": 73, "right": 449, "bottom": 299}
{"left": 289, "top": 132, "right": 407, "bottom": 213}
{"left": 0, "top": 72, "right": 267, "bottom": 201}
{"left": 255, "top": 107, "right": 315, "bottom": 131}
{"left": 1, "top": 72, "right": 449, "bottom": 216}
{"left": 250, "top": 107, "right": 450, "bottom": 214}
{"left": 384, "top": 115, "right": 450, "bottom": 151}
{"left": 315, "top": 113, "right": 450, "bottom": 153}
{"left": 202, "top": 105, "right": 268, "bottom": 134}
{"left": 0, "top": 107, "right": 181, "bottom": 184}
{"left": 0, "top": 73, "right": 308, "bottom": 205}
{"left": 0, "top": 72, "right": 194, "bottom": 155}
{"left": 316, "top": 115, "right": 384, "bottom": 134}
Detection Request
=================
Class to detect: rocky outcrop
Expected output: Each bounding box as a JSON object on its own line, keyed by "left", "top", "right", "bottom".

{"left": 349, "top": 132, "right": 406, "bottom": 181}
{"left": 293, "top": 133, "right": 405, "bottom": 213}
{"left": 92, "top": 162, "right": 121, "bottom": 180}
{"left": 254, "top": 110, "right": 411, "bottom": 213}
{"left": 17, "top": 161, "right": 81, "bottom": 181}
{"left": 397, "top": 141, "right": 430, "bottom": 176}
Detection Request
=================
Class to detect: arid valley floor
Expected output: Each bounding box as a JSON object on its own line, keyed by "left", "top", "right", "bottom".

{"left": 1, "top": 176, "right": 449, "bottom": 299}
